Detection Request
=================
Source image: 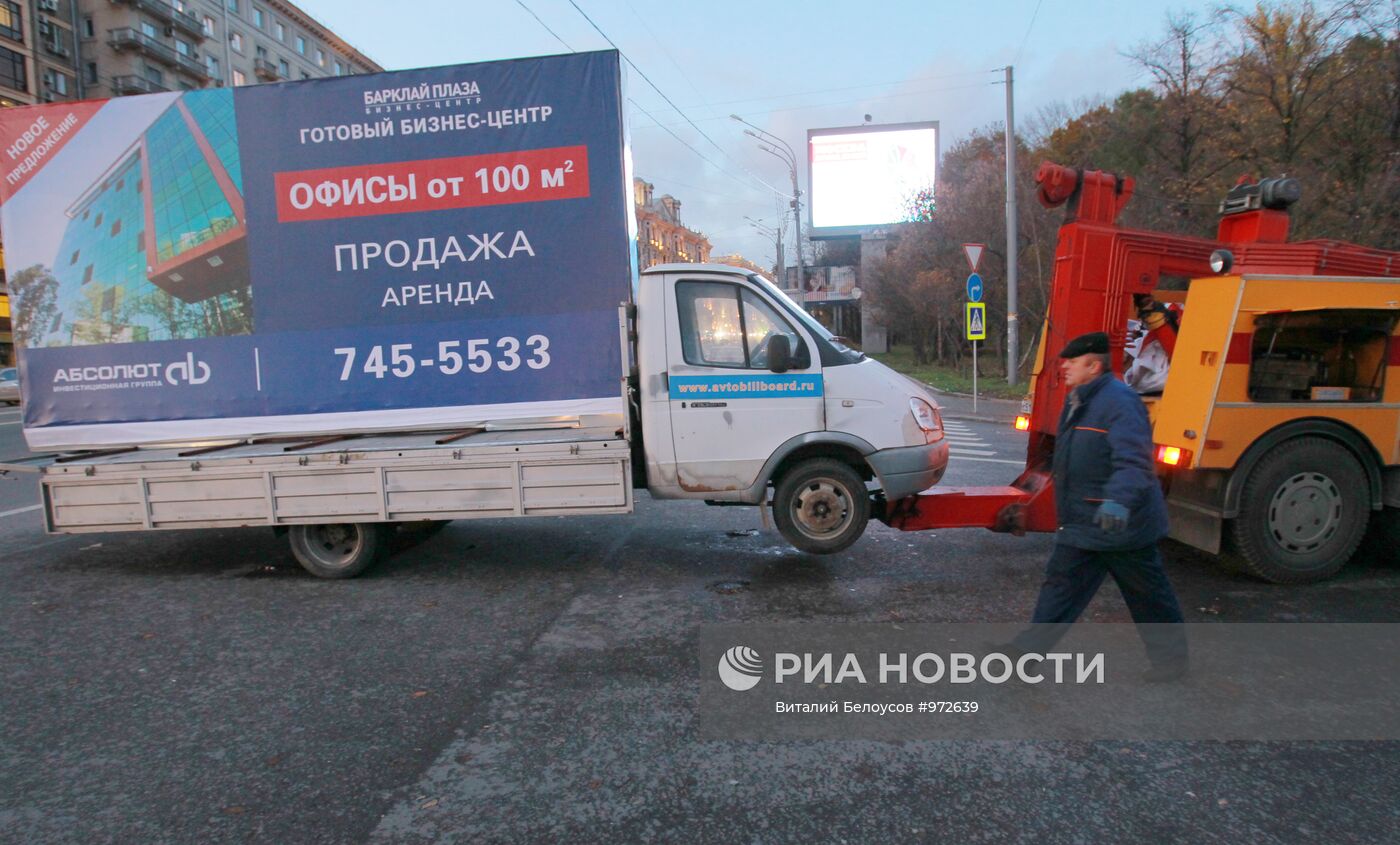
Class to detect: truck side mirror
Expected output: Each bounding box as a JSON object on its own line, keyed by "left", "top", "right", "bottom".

{"left": 768, "top": 335, "right": 792, "bottom": 373}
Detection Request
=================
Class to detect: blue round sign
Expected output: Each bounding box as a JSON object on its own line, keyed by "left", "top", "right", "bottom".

{"left": 966, "top": 273, "right": 984, "bottom": 302}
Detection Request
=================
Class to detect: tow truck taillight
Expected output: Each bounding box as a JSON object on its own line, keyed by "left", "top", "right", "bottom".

{"left": 1155, "top": 445, "right": 1191, "bottom": 467}
{"left": 1014, "top": 415, "right": 1031, "bottom": 431}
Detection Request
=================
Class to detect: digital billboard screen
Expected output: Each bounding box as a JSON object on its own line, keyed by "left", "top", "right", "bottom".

{"left": 807, "top": 122, "right": 938, "bottom": 238}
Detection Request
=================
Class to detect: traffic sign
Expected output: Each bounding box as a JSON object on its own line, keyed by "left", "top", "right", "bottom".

{"left": 966, "top": 273, "right": 984, "bottom": 303}
{"left": 962, "top": 243, "right": 985, "bottom": 272}
{"left": 966, "top": 302, "right": 986, "bottom": 341}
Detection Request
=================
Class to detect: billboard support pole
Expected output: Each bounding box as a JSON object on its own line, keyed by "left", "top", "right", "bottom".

{"left": 1004, "top": 65, "right": 1020, "bottom": 387}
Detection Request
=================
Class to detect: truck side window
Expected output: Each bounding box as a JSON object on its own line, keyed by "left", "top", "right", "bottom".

{"left": 676, "top": 281, "right": 807, "bottom": 369}
{"left": 1248, "top": 310, "right": 1397, "bottom": 402}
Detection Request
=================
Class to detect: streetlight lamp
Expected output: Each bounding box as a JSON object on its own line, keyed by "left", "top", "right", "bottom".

{"left": 731, "top": 115, "right": 804, "bottom": 295}
{"left": 745, "top": 215, "right": 783, "bottom": 282}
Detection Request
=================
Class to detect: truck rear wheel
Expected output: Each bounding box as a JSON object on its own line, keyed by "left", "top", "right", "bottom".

{"left": 773, "top": 458, "right": 870, "bottom": 554}
{"left": 1228, "top": 438, "right": 1370, "bottom": 583}
{"left": 288, "top": 522, "right": 387, "bottom": 579}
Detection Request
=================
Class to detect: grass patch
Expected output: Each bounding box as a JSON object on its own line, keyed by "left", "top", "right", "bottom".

{"left": 871, "top": 346, "right": 1028, "bottom": 400}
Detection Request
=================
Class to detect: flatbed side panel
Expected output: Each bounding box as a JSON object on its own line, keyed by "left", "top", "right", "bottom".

{"left": 38, "top": 441, "right": 633, "bottom": 532}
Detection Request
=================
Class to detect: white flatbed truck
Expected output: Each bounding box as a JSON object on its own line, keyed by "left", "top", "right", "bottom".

{"left": 3, "top": 265, "right": 950, "bottom": 577}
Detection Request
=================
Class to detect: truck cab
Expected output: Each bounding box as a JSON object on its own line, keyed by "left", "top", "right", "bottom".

{"left": 635, "top": 263, "right": 949, "bottom": 553}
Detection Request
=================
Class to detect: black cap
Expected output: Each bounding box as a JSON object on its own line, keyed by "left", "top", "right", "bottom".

{"left": 1058, "top": 331, "right": 1109, "bottom": 358}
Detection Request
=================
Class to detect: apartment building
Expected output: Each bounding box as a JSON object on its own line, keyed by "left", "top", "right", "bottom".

{"left": 76, "top": 0, "right": 379, "bottom": 98}
{"left": 0, "top": 0, "right": 83, "bottom": 107}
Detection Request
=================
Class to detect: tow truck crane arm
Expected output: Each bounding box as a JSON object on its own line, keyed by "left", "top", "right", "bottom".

{"left": 881, "top": 162, "right": 1400, "bottom": 536}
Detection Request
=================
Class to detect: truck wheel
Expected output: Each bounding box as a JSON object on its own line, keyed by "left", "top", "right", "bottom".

{"left": 773, "top": 458, "right": 870, "bottom": 554}
{"left": 1228, "top": 438, "right": 1370, "bottom": 584}
{"left": 288, "top": 522, "right": 386, "bottom": 579}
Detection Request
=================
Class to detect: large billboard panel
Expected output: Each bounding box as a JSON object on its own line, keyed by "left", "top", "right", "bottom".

{"left": 0, "top": 51, "right": 633, "bottom": 450}
{"left": 807, "top": 122, "right": 938, "bottom": 239}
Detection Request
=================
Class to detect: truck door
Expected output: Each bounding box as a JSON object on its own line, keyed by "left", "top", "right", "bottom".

{"left": 664, "top": 276, "right": 824, "bottom": 493}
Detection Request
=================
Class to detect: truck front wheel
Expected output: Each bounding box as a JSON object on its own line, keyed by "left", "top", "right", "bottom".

{"left": 288, "top": 522, "right": 387, "bottom": 579}
{"left": 1228, "top": 438, "right": 1370, "bottom": 583}
{"left": 772, "top": 458, "right": 870, "bottom": 554}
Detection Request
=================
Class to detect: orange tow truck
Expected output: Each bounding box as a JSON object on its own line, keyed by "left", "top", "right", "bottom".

{"left": 880, "top": 163, "right": 1400, "bottom": 583}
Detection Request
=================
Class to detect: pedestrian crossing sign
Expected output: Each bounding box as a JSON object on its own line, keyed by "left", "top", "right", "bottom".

{"left": 966, "top": 302, "right": 986, "bottom": 341}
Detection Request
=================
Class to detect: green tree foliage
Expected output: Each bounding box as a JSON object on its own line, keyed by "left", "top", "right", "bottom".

{"left": 871, "top": 0, "right": 1399, "bottom": 378}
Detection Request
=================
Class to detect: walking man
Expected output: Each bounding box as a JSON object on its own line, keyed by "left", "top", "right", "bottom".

{"left": 1013, "top": 331, "right": 1188, "bottom": 681}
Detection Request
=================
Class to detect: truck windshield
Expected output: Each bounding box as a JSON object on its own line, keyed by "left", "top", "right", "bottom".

{"left": 747, "top": 274, "right": 865, "bottom": 363}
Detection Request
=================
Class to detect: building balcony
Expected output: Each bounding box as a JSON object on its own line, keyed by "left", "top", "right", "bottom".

{"left": 110, "top": 0, "right": 205, "bottom": 39}
{"left": 110, "top": 75, "right": 169, "bottom": 95}
{"left": 173, "top": 50, "right": 209, "bottom": 80}
{"left": 253, "top": 57, "right": 283, "bottom": 81}
{"left": 108, "top": 27, "right": 178, "bottom": 65}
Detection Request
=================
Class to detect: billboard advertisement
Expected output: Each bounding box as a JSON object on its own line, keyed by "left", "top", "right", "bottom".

{"left": 0, "top": 51, "right": 633, "bottom": 450}
{"left": 807, "top": 122, "right": 938, "bottom": 238}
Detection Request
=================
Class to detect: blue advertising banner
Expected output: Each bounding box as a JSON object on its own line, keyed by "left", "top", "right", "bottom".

{"left": 0, "top": 51, "right": 634, "bottom": 449}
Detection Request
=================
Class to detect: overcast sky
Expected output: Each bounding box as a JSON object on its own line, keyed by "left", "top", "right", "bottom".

{"left": 294, "top": 0, "right": 1218, "bottom": 267}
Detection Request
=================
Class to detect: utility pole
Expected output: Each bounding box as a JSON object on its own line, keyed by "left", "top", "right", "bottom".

{"left": 732, "top": 115, "right": 804, "bottom": 294}
{"left": 1004, "top": 65, "right": 1020, "bottom": 386}
{"left": 746, "top": 216, "right": 783, "bottom": 283}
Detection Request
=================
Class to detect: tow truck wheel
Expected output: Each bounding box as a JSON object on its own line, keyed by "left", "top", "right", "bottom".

{"left": 772, "top": 458, "right": 870, "bottom": 554}
{"left": 1228, "top": 438, "right": 1370, "bottom": 584}
{"left": 288, "top": 522, "right": 387, "bottom": 579}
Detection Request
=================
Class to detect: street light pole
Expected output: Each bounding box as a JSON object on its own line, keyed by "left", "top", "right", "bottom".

{"left": 746, "top": 216, "right": 783, "bottom": 282}
{"left": 732, "top": 115, "right": 804, "bottom": 294}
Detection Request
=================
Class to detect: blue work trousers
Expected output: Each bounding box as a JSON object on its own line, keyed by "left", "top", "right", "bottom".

{"left": 1013, "top": 542, "right": 1187, "bottom": 667}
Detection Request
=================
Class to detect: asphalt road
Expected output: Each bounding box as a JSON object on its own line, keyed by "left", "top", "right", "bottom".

{"left": 2, "top": 416, "right": 1398, "bottom": 844}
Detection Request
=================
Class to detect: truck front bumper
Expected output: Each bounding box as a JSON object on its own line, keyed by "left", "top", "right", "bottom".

{"left": 867, "top": 439, "right": 949, "bottom": 500}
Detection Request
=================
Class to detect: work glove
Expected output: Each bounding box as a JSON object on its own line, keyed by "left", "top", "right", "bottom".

{"left": 1095, "top": 501, "right": 1129, "bottom": 533}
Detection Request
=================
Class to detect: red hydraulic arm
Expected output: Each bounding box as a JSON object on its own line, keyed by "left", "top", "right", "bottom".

{"left": 882, "top": 162, "right": 1400, "bottom": 536}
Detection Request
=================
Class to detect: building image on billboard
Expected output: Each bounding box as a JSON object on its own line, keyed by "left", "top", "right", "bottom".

{"left": 807, "top": 121, "right": 938, "bottom": 238}
{"left": 40, "top": 89, "right": 249, "bottom": 348}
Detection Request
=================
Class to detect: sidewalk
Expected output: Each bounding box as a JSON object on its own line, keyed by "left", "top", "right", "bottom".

{"left": 924, "top": 385, "right": 1023, "bottom": 425}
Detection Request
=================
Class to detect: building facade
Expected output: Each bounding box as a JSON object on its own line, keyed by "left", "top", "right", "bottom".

{"left": 0, "top": 0, "right": 83, "bottom": 108}
{"left": 634, "top": 177, "right": 711, "bottom": 270}
{"left": 76, "top": 0, "right": 379, "bottom": 98}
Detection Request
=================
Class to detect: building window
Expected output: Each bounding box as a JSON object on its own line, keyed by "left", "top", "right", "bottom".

{"left": 227, "top": 0, "right": 239, "bottom": 13}
{"left": 278, "top": 58, "right": 288, "bottom": 77}
{"left": 40, "top": 20, "right": 69, "bottom": 58}
{"left": 0, "top": 45, "right": 24, "bottom": 91}
{"left": 176, "top": 39, "right": 192, "bottom": 56}
{"left": 83, "top": 16, "right": 94, "bottom": 38}
{"left": 135, "top": 231, "right": 145, "bottom": 253}
{"left": 255, "top": 44, "right": 266, "bottom": 59}
{"left": 315, "top": 47, "right": 324, "bottom": 67}
{"left": 85, "top": 61, "right": 97, "bottom": 83}
{"left": 202, "top": 15, "right": 215, "bottom": 36}
{"left": 252, "top": 6, "right": 264, "bottom": 28}
{"left": 110, "top": 219, "right": 122, "bottom": 237}
{"left": 82, "top": 264, "right": 94, "bottom": 284}
{"left": 301, "top": 71, "right": 309, "bottom": 79}
{"left": 273, "top": 20, "right": 284, "bottom": 40}
{"left": 70, "top": 250, "right": 80, "bottom": 266}
{"left": 333, "top": 60, "right": 344, "bottom": 76}
{"left": 295, "top": 34, "right": 305, "bottom": 54}
{"left": 0, "top": 2, "right": 22, "bottom": 43}
{"left": 143, "top": 64, "right": 162, "bottom": 85}
{"left": 206, "top": 54, "right": 219, "bottom": 78}
{"left": 229, "top": 31, "right": 242, "bottom": 52}
{"left": 232, "top": 69, "right": 245, "bottom": 86}
{"left": 141, "top": 20, "right": 157, "bottom": 39}
{"left": 43, "top": 68, "right": 70, "bottom": 96}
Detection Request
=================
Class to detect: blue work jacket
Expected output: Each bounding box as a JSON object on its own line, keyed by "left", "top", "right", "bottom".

{"left": 1052, "top": 373, "right": 1170, "bottom": 550}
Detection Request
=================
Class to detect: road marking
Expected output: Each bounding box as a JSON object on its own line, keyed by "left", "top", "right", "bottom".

{"left": 948, "top": 455, "right": 1025, "bottom": 465}
{"left": 950, "top": 448, "right": 998, "bottom": 456}
{"left": 0, "top": 504, "right": 41, "bottom": 519}
{"left": 0, "top": 421, "right": 22, "bottom": 427}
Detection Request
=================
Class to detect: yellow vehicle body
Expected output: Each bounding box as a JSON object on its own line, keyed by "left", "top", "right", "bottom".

{"left": 1145, "top": 274, "right": 1400, "bottom": 578}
